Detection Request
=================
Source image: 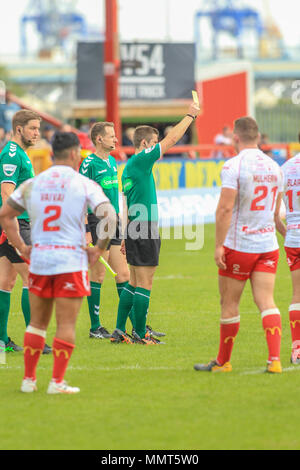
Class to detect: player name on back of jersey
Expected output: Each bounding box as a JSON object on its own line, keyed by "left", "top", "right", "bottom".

{"left": 287, "top": 178, "right": 300, "bottom": 187}
{"left": 41, "top": 193, "right": 65, "bottom": 202}
{"left": 253, "top": 174, "right": 278, "bottom": 183}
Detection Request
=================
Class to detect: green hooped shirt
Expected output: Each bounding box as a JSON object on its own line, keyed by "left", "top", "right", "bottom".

{"left": 122, "top": 143, "right": 161, "bottom": 222}
{"left": 79, "top": 153, "right": 119, "bottom": 214}
{"left": 0, "top": 141, "right": 35, "bottom": 221}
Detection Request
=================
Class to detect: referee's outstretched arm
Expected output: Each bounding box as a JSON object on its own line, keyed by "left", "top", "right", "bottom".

{"left": 159, "top": 102, "right": 200, "bottom": 156}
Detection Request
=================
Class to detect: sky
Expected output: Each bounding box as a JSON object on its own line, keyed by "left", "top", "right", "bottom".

{"left": 0, "top": 0, "right": 299, "bottom": 56}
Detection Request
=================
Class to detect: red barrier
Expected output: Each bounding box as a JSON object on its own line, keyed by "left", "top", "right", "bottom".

{"left": 6, "top": 92, "right": 291, "bottom": 161}
{"left": 111, "top": 143, "right": 291, "bottom": 161}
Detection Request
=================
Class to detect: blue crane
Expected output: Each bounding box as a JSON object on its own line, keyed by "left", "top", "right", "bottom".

{"left": 20, "top": 0, "right": 88, "bottom": 57}
{"left": 194, "top": 0, "right": 264, "bottom": 60}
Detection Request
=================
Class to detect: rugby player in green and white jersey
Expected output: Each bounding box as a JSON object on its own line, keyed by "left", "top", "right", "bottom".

{"left": 0, "top": 110, "right": 51, "bottom": 354}
{"left": 79, "top": 122, "right": 131, "bottom": 339}
{"left": 111, "top": 101, "right": 200, "bottom": 344}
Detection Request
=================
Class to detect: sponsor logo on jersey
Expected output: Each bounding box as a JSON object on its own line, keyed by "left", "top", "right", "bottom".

{"left": 242, "top": 225, "right": 274, "bottom": 235}
{"left": 145, "top": 145, "right": 155, "bottom": 154}
{"left": 123, "top": 179, "right": 133, "bottom": 193}
{"left": 100, "top": 176, "right": 118, "bottom": 189}
{"left": 3, "top": 164, "right": 17, "bottom": 177}
{"left": 98, "top": 169, "right": 107, "bottom": 174}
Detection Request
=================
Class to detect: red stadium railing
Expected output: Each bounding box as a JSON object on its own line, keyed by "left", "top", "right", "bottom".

{"left": 111, "top": 143, "right": 292, "bottom": 161}
{"left": 6, "top": 91, "right": 293, "bottom": 163}
{"left": 28, "top": 143, "right": 293, "bottom": 174}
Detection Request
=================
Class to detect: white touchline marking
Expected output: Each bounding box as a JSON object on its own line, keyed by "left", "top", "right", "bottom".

{"left": 2, "top": 364, "right": 300, "bottom": 374}
{"left": 155, "top": 275, "right": 192, "bottom": 280}
{"left": 240, "top": 365, "right": 300, "bottom": 375}
{"left": 0, "top": 365, "right": 183, "bottom": 371}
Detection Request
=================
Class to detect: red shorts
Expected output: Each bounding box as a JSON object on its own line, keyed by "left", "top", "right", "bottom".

{"left": 284, "top": 247, "right": 300, "bottom": 272}
{"left": 219, "top": 247, "right": 279, "bottom": 281}
{"left": 28, "top": 271, "right": 91, "bottom": 298}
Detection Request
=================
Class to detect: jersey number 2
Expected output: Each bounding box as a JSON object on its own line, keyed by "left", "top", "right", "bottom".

{"left": 250, "top": 185, "right": 278, "bottom": 211}
{"left": 43, "top": 205, "right": 61, "bottom": 232}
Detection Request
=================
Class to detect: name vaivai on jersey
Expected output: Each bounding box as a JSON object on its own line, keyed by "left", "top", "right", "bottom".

{"left": 41, "top": 193, "right": 65, "bottom": 202}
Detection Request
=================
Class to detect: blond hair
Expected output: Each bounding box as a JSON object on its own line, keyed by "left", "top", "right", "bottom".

{"left": 90, "top": 122, "right": 114, "bottom": 145}
{"left": 12, "top": 110, "right": 41, "bottom": 134}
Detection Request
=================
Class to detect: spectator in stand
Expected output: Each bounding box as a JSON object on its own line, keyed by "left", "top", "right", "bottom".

{"left": 121, "top": 127, "right": 135, "bottom": 160}
{"left": 213, "top": 126, "right": 233, "bottom": 160}
{"left": 122, "top": 127, "right": 135, "bottom": 147}
{"left": 0, "top": 98, "right": 21, "bottom": 133}
{"left": 35, "top": 124, "right": 56, "bottom": 150}
{"left": 259, "top": 133, "right": 273, "bottom": 157}
{"left": 80, "top": 118, "right": 97, "bottom": 135}
{"left": 60, "top": 123, "right": 94, "bottom": 152}
{"left": 43, "top": 125, "right": 55, "bottom": 146}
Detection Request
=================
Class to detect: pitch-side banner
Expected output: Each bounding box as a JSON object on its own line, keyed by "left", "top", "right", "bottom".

{"left": 76, "top": 42, "right": 195, "bottom": 101}
{"left": 157, "top": 187, "right": 220, "bottom": 226}
{"left": 118, "top": 187, "right": 220, "bottom": 228}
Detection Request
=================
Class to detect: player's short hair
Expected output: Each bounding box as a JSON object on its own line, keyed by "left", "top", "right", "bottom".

{"left": 133, "top": 126, "right": 159, "bottom": 149}
{"left": 233, "top": 117, "right": 259, "bottom": 143}
{"left": 52, "top": 132, "right": 80, "bottom": 160}
{"left": 90, "top": 122, "right": 114, "bottom": 145}
{"left": 12, "top": 110, "right": 41, "bottom": 134}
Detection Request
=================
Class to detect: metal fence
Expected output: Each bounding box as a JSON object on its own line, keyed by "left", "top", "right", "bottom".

{"left": 256, "top": 101, "right": 300, "bottom": 143}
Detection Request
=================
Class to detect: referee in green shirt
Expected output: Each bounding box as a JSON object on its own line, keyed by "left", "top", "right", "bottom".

{"left": 79, "top": 122, "right": 130, "bottom": 339}
{"left": 111, "top": 101, "right": 200, "bottom": 344}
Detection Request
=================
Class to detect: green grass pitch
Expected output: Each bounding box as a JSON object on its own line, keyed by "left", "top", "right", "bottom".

{"left": 1, "top": 223, "right": 299, "bottom": 450}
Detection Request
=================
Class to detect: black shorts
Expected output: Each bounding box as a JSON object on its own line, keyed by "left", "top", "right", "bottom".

{"left": 87, "top": 213, "right": 122, "bottom": 250}
{"left": 0, "top": 219, "right": 31, "bottom": 263}
{"left": 124, "top": 221, "right": 161, "bottom": 267}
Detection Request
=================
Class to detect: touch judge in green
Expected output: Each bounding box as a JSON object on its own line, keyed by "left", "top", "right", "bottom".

{"left": 79, "top": 121, "right": 131, "bottom": 339}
